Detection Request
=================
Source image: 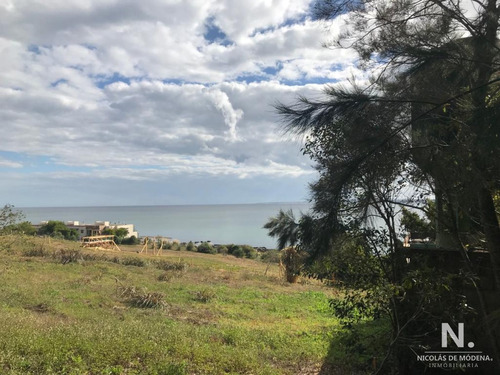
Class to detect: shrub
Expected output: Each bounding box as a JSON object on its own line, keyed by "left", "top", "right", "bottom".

{"left": 226, "top": 244, "right": 239, "bottom": 254}
{"left": 55, "top": 249, "right": 83, "bottom": 264}
{"left": 50, "top": 249, "right": 107, "bottom": 264}
{"left": 155, "top": 260, "right": 188, "bottom": 272}
{"left": 158, "top": 272, "right": 174, "bottom": 282}
{"left": 121, "top": 257, "right": 146, "bottom": 267}
{"left": 117, "top": 285, "right": 167, "bottom": 309}
{"left": 2, "top": 221, "right": 37, "bottom": 236}
{"left": 232, "top": 247, "right": 245, "bottom": 258}
{"left": 186, "top": 241, "right": 195, "bottom": 251}
{"left": 241, "top": 245, "right": 258, "bottom": 259}
{"left": 122, "top": 235, "right": 139, "bottom": 245}
{"left": 217, "top": 245, "right": 228, "bottom": 255}
{"left": 0, "top": 204, "right": 24, "bottom": 231}
{"left": 281, "top": 247, "right": 307, "bottom": 283}
{"left": 81, "top": 253, "right": 100, "bottom": 262}
{"left": 129, "top": 291, "right": 166, "bottom": 309}
{"left": 261, "top": 250, "right": 281, "bottom": 263}
{"left": 197, "top": 242, "right": 216, "bottom": 254}
{"left": 23, "top": 246, "right": 49, "bottom": 257}
{"left": 38, "top": 221, "right": 79, "bottom": 241}
{"left": 193, "top": 288, "right": 216, "bottom": 303}
{"left": 117, "top": 285, "right": 138, "bottom": 298}
{"left": 169, "top": 242, "right": 180, "bottom": 251}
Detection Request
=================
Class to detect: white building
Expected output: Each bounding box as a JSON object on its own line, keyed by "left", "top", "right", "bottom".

{"left": 51, "top": 221, "right": 138, "bottom": 240}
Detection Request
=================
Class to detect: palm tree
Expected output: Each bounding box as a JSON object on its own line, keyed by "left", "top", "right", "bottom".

{"left": 263, "top": 209, "right": 300, "bottom": 250}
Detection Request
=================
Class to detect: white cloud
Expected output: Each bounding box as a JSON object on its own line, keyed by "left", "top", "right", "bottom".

{"left": 0, "top": 0, "right": 357, "bottom": 205}
{"left": 0, "top": 79, "right": 319, "bottom": 174}
{"left": 0, "top": 157, "right": 22, "bottom": 168}
{"left": 211, "top": 0, "right": 311, "bottom": 43}
{"left": 205, "top": 88, "right": 244, "bottom": 141}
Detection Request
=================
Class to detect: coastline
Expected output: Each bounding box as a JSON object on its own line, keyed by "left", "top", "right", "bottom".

{"left": 18, "top": 202, "right": 310, "bottom": 248}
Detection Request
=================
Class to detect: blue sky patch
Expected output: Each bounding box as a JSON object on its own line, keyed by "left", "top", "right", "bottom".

{"left": 94, "top": 72, "right": 132, "bottom": 89}
{"left": 251, "top": 14, "right": 309, "bottom": 37}
{"left": 204, "top": 17, "right": 233, "bottom": 47}
{"left": 50, "top": 79, "right": 69, "bottom": 87}
{"left": 27, "top": 44, "right": 42, "bottom": 54}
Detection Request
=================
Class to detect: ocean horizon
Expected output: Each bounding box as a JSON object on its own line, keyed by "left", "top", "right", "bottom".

{"left": 17, "top": 202, "right": 311, "bottom": 248}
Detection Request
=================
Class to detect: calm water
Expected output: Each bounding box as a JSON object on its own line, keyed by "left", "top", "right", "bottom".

{"left": 18, "top": 203, "right": 311, "bottom": 248}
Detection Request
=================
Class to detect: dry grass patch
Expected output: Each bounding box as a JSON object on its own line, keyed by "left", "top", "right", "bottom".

{"left": 117, "top": 284, "right": 167, "bottom": 309}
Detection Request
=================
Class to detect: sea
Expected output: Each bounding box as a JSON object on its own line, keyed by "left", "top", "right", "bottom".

{"left": 18, "top": 203, "right": 311, "bottom": 249}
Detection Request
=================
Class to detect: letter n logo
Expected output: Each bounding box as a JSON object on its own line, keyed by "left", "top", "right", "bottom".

{"left": 442, "top": 323, "right": 464, "bottom": 348}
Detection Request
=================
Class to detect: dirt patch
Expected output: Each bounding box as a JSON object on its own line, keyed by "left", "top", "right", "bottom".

{"left": 25, "top": 303, "right": 51, "bottom": 313}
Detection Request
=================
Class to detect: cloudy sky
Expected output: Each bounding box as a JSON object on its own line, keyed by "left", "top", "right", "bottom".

{"left": 0, "top": 0, "right": 359, "bottom": 207}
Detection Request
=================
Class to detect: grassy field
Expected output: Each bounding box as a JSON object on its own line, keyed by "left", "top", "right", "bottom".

{"left": 0, "top": 235, "right": 358, "bottom": 375}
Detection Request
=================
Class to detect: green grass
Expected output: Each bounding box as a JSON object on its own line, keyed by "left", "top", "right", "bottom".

{"left": 0, "top": 235, "right": 343, "bottom": 374}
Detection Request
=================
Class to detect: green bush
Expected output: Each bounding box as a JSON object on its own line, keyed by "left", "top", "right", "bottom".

{"left": 169, "top": 242, "right": 180, "bottom": 251}
{"left": 226, "top": 244, "right": 239, "bottom": 254}
{"left": 2, "top": 221, "right": 37, "bottom": 236}
{"left": 186, "top": 241, "right": 195, "bottom": 251}
{"left": 197, "top": 242, "right": 216, "bottom": 254}
{"left": 328, "top": 318, "right": 391, "bottom": 370}
{"left": 261, "top": 250, "right": 281, "bottom": 263}
{"left": 122, "top": 235, "right": 139, "bottom": 245}
{"left": 241, "top": 245, "right": 258, "bottom": 259}
{"left": 217, "top": 245, "right": 228, "bottom": 255}
{"left": 232, "top": 247, "right": 245, "bottom": 258}
{"left": 38, "top": 221, "right": 79, "bottom": 241}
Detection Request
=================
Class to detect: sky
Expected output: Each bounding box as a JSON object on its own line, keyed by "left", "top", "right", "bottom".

{"left": 0, "top": 0, "right": 360, "bottom": 207}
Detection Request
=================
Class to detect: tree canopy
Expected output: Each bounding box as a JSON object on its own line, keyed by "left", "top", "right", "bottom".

{"left": 38, "top": 221, "right": 79, "bottom": 241}
{"left": 270, "top": 0, "right": 500, "bottom": 372}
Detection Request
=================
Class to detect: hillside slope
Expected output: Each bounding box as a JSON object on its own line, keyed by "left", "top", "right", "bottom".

{"left": 0, "top": 236, "right": 339, "bottom": 375}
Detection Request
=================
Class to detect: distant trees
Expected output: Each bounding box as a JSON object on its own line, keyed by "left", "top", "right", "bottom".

{"left": 230, "top": 246, "right": 245, "bottom": 258}
{"left": 197, "top": 242, "right": 216, "bottom": 254}
{"left": 0, "top": 204, "right": 25, "bottom": 231}
{"left": 0, "top": 204, "right": 36, "bottom": 236}
{"left": 239, "top": 245, "right": 256, "bottom": 259}
{"left": 102, "top": 227, "right": 129, "bottom": 244}
{"left": 400, "top": 207, "right": 435, "bottom": 240}
{"left": 2, "top": 221, "right": 37, "bottom": 236}
{"left": 260, "top": 250, "right": 280, "bottom": 263}
{"left": 216, "top": 245, "right": 228, "bottom": 255}
{"left": 225, "top": 244, "right": 258, "bottom": 259}
{"left": 184, "top": 241, "right": 258, "bottom": 258}
{"left": 122, "top": 235, "right": 139, "bottom": 245}
{"left": 38, "top": 221, "right": 79, "bottom": 241}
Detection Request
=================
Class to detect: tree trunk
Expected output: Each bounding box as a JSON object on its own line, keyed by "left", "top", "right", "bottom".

{"left": 478, "top": 187, "right": 500, "bottom": 290}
